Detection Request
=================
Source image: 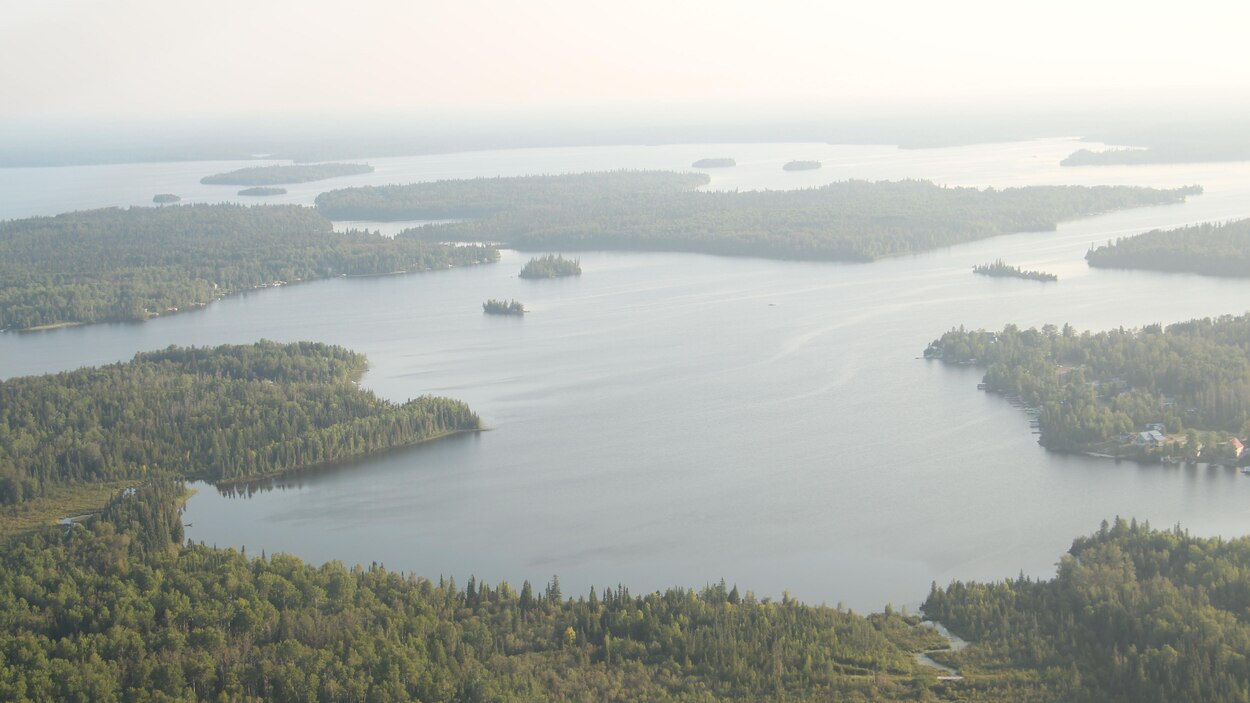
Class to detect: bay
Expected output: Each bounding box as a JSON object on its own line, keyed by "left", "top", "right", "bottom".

{"left": 3, "top": 139, "right": 1250, "bottom": 611}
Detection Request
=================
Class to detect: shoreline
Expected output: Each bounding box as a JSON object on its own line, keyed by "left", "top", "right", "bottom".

{"left": 208, "top": 426, "right": 484, "bottom": 491}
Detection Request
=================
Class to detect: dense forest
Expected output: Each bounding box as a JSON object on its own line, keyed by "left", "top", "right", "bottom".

{"left": 483, "top": 299, "right": 525, "bottom": 315}
{"left": 238, "top": 187, "right": 287, "bottom": 196}
{"left": 1085, "top": 219, "right": 1250, "bottom": 277}
{"left": 692, "top": 158, "right": 736, "bottom": 168}
{"left": 317, "top": 171, "right": 1199, "bottom": 263}
{"left": 782, "top": 160, "right": 822, "bottom": 171}
{"left": 200, "top": 163, "right": 374, "bottom": 185}
{"left": 0, "top": 341, "right": 481, "bottom": 506}
{"left": 0, "top": 204, "right": 497, "bottom": 330}
{"left": 0, "top": 481, "right": 984, "bottom": 702}
{"left": 925, "top": 518, "right": 1250, "bottom": 703}
{"left": 519, "top": 254, "right": 581, "bottom": 279}
{"left": 925, "top": 314, "right": 1250, "bottom": 456}
{"left": 972, "top": 260, "right": 1057, "bottom": 281}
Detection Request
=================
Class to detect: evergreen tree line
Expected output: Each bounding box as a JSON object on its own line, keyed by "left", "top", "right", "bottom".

{"left": 1086, "top": 219, "right": 1250, "bottom": 278}
{"left": 924, "top": 518, "right": 1250, "bottom": 703}
{"left": 925, "top": 314, "right": 1250, "bottom": 453}
{"left": 518, "top": 254, "right": 581, "bottom": 279}
{"left": 0, "top": 204, "right": 498, "bottom": 330}
{"left": 0, "top": 341, "right": 481, "bottom": 506}
{"left": 313, "top": 171, "right": 1199, "bottom": 262}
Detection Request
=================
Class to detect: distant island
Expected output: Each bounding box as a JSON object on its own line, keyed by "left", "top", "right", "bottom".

{"left": 925, "top": 314, "right": 1250, "bottom": 464}
{"left": 483, "top": 299, "right": 525, "bottom": 315}
{"left": 237, "top": 186, "right": 287, "bottom": 196}
{"left": 782, "top": 160, "right": 822, "bottom": 171}
{"left": 972, "top": 259, "right": 1057, "bottom": 282}
{"left": 201, "top": 162, "right": 374, "bottom": 186}
{"left": 692, "top": 157, "right": 736, "bottom": 168}
{"left": 318, "top": 171, "right": 1200, "bottom": 264}
{"left": 1086, "top": 219, "right": 1250, "bottom": 277}
{"left": 1060, "top": 148, "right": 1152, "bottom": 166}
{"left": 152, "top": 193, "right": 180, "bottom": 204}
{"left": 0, "top": 204, "right": 498, "bottom": 331}
{"left": 1063, "top": 145, "right": 1250, "bottom": 167}
{"left": 519, "top": 254, "right": 581, "bottom": 279}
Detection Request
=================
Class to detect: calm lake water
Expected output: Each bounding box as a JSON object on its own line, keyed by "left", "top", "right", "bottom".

{"left": 3, "top": 139, "right": 1250, "bottom": 611}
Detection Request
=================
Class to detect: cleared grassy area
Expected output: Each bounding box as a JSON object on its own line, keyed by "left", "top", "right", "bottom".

{"left": 0, "top": 480, "right": 139, "bottom": 540}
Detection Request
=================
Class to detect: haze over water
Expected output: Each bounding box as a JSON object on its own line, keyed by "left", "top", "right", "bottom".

{"left": 4, "top": 139, "right": 1250, "bottom": 610}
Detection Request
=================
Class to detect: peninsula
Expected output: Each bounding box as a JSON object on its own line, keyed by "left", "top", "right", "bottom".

{"left": 0, "top": 204, "right": 498, "bottom": 331}
{"left": 925, "top": 314, "right": 1250, "bottom": 463}
{"left": 1086, "top": 218, "right": 1250, "bottom": 277}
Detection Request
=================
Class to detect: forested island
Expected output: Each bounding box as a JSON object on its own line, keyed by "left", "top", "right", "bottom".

{"left": 315, "top": 171, "right": 710, "bottom": 220}
{"left": 783, "top": 160, "right": 822, "bottom": 171}
{"left": 1062, "top": 145, "right": 1250, "bottom": 166}
{"left": 316, "top": 171, "right": 1199, "bottom": 263}
{"left": 1085, "top": 219, "right": 1250, "bottom": 277}
{"left": 237, "top": 186, "right": 287, "bottom": 196}
{"left": 0, "top": 341, "right": 481, "bottom": 508}
{"left": 519, "top": 254, "right": 581, "bottom": 278}
{"left": 692, "top": 157, "right": 736, "bottom": 168}
{"left": 925, "top": 314, "right": 1250, "bottom": 460}
{"left": 483, "top": 299, "right": 525, "bottom": 315}
{"left": 1060, "top": 148, "right": 1152, "bottom": 166}
{"left": 972, "top": 260, "right": 1057, "bottom": 281}
{"left": 0, "top": 204, "right": 498, "bottom": 330}
{"left": 200, "top": 162, "right": 374, "bottom": 185}
{"left": 152, "top": 193, "right": 180, "bottom": 204}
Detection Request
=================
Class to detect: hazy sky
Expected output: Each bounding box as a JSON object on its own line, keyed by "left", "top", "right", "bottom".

{"left": 4, "top": 0, "right": 1249, "bottom": 121}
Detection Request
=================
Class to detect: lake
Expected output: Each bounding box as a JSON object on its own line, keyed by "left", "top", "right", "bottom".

{"left": 3, "top": 139, "right": 1250, "bottom": 611}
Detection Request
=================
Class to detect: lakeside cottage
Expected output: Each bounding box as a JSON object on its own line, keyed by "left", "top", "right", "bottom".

{"left": 1133, "top": 430, "right": 1166, "bottom": 447}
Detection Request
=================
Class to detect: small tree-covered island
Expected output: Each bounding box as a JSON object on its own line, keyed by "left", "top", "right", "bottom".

{"left": 782, "top": 160, "right": 822, "bottom": 171}
{"left": 519, "top": 253, "right": 581, "bottom": 278}
{"left": 200, "top": 162, "right": 374, "bottom": 185}
{"left": 483, "top": 298, "right": 526, "bottom": 315}
{"left": 152, "top": 193, "right": 180, "bottom": 204}
{"left": 692, "top": 157, "right": 736, "bottom": 167}
{"left": 314, "top": 171, "right": 1200, "bottom": 262}
{"left": 972, "top": 260, "right": 1058, "bottom": 282}
{"left": 1086, "top": 218, "right": 1250, "bottom": 277}
{"left": 0, "top": 204, "right": 498, "bottom": 331}
{"left": 237, "top": 186, "right": 287, "bottom": 196}
{"left": 925, "top": 314, "right": 1250, "bottom": 463}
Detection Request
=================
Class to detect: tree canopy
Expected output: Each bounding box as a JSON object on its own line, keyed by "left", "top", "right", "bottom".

{"left": 1086, "top": 219, "right": 1250, "bottom": 278}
